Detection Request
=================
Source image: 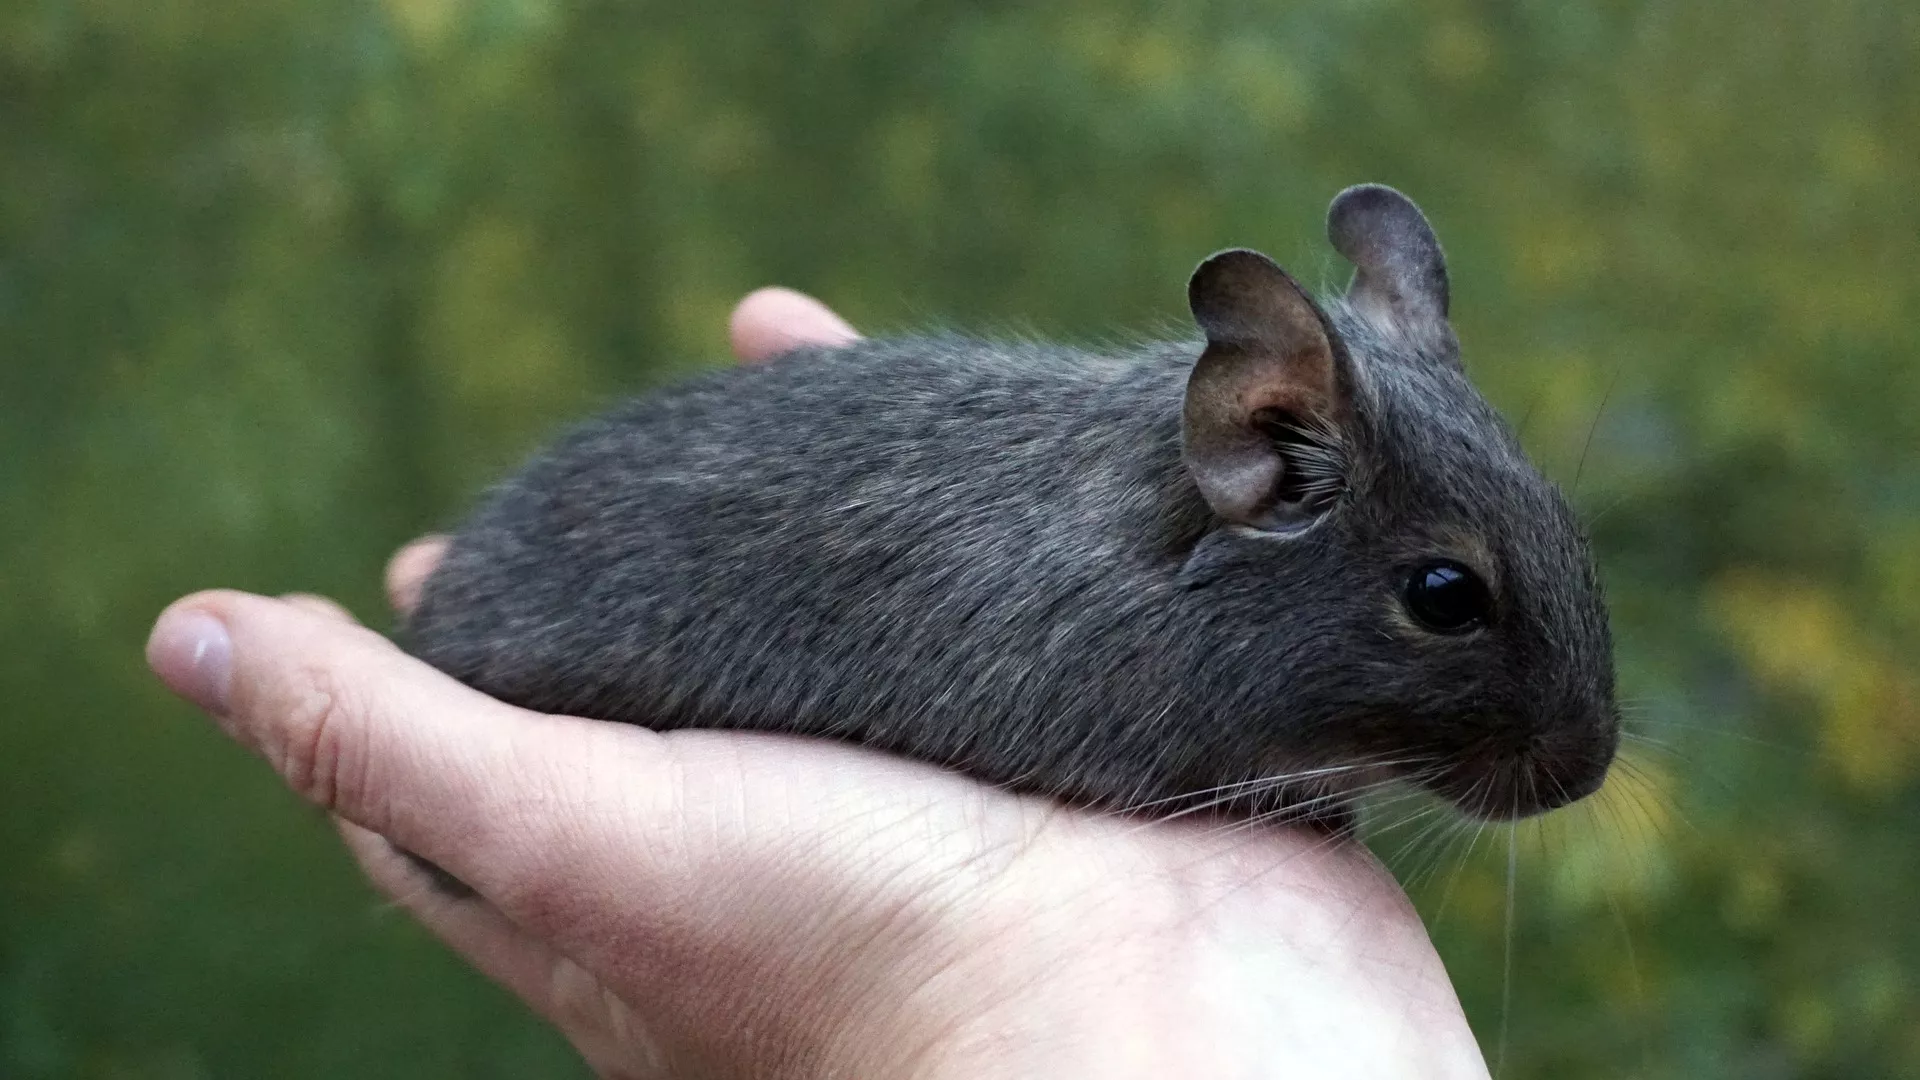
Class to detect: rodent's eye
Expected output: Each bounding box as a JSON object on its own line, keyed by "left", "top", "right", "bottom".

{"left": 1403, "top": 560, "right": 1493, "bottom": 634}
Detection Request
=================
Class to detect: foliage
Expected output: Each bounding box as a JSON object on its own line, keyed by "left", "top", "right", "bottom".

{"left": 3, "top": 0, "right": 1917, "bottom": 1076}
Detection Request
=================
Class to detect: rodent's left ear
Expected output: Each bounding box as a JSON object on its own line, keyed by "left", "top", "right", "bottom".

{"left": 1327, "top": 184, "right": 1456, "bottom": 356}
{"left": 1184, "top": 249, "right": 1351, "bottom": 532}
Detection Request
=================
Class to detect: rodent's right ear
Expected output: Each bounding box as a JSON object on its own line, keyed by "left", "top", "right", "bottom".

{"left": 1184, "top": 249, "right": 1350, "bottom": 532}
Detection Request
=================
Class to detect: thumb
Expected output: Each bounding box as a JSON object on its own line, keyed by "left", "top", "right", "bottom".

{"left": 144, "top": 590, "right": 680, "bottom": 904}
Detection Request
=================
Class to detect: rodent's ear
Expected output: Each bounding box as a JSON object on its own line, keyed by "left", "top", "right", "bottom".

{"left": 1184, "top": 249, "right": 1349, "bottom": 532}
{"left": 1327, "top": 184, "right": 1455, "bottom": 354}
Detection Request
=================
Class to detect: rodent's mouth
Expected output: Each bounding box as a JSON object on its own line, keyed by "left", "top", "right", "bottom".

{"left": 1421, "top": 749, "right": 1613, "bottom": 821}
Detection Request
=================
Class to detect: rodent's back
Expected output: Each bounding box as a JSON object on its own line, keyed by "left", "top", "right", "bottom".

{"left": 407, "top": 337, "right": 1229, "bottom": 806}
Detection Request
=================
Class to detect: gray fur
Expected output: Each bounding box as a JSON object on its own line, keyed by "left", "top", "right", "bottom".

{"left": 406, "top": 186, "right": 1618, "bottom": 828}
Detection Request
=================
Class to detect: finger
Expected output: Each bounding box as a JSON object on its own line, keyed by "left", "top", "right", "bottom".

{"left": 728, "top": 287, "right": 860, "bottom": 364}
{"left": 337, "top": 818, "right": 572, "bottom": 1011}
{"left": 144, "top": 590, "right": 678, "bottom": 902}
{"left": 280, "top": 593, "right": 358, "bottom": 624}
{"left": 340, "top": 819, "right": 670, "bottom": 1076}
{"left": 386, "top": 535, "right": 449, "bottom": 616}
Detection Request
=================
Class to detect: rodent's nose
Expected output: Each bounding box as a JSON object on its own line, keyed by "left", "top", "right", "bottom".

{"left": 1545, "top": 708, "right": 1621, "bottom": 801}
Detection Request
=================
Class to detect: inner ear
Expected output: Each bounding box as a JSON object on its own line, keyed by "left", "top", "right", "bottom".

{"left": 1183, "top": 249, "right": 1350, "bottom": 532}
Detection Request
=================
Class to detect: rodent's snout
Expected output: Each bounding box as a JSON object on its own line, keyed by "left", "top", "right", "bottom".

{"left": 1429, "top": 709, "right": 1620, "bottom": 821}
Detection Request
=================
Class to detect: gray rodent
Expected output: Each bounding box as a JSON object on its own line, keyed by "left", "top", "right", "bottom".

{"left": 404, "top": 185, "right": 1618, "bottom": 846}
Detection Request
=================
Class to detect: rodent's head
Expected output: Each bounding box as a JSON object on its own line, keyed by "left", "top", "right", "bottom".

{"left": 1178, "top": 184, "right": 1616, "bottom": 821}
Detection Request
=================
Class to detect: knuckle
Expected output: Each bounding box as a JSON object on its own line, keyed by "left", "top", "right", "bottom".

{"left": 274, "top": 664, "right": 371, "bottom": 816}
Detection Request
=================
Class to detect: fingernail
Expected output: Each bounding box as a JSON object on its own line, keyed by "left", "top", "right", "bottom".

{"left": 147, "top": 608, "right": 234, "bottom": 716}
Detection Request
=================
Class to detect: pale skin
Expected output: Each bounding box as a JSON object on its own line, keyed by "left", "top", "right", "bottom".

{"left": 145, "top": 288, "right": 1492, "bottom": 1079}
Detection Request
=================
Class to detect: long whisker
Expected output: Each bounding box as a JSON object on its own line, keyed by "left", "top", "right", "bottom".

{"left": 1399, "top": 812, "right": 1470, "bottom": 895}
{"left": 1182, "top": 763, "right": 1484, "bottom": 913}
{"left": 1497, "top": 823, "right": 1518, "bottom": 1079}
{"left": 1572, "top": 360, "right": 1623, "bottom": 496}
{"left": 1171, "top": 770, "right": 1457, "bottom": 897}
{"left": 1580, "top": 487, "right": 1637, "bottom": 531}
{"left": 1577, "top": 766, "right": 1660, "bottom": 1077}
{"left": 1432, "top": 772, "right": 1495, "bottom": 923}
{"left": 1622, "top": 715, "right": 1797, "bottom": 754}
{"left": 1615, "top": 754, "right": 1693, "bottom": 845}
{"left": 1515, "top": 378, "right": 1547, "bottom": 442}
{"left": 1115, "top": 756, "right": 1432, "bottom": 836}
{"left": 1200, "top": 774, "right": 1426, "bottom": 842}
{"left": 1358, "top": 800, "right": 1454, "bottom": 856}
{"left": 1112, "top": 755, "right": 1411, "bottom": 817}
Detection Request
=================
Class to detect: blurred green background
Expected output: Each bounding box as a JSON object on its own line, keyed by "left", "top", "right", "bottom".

{"left": 4, "top": 0, "right": 1918, "bottom": 1076}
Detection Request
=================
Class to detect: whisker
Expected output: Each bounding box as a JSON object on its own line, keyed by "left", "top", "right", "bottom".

{"left": 1497, "top": 824, "right": 1518, "bottom": 1079}
{"left": 1361, "top": 801, "right": 1453, "bottom": 854}
{"left": 1115, "top": 755, "right": 1435, "bottom": 837}
{"left": 1432, "top": 772, "right": 1495, "bottom": 923}
{"left": 1611, "top": 755, "right": 1688, "bottom": 847}
{"left": 1113, "top": 755, "right": 1411, "bottom": 817}
{"left": 1515, "top": 387, "right": 1543, "bottom": 442}
{"left": 1197, "top": 774, "right": 1417, "bottom": 842}
{"left": 1572, "top": 360, "right": 1622, "bottom": 496}
{"left": 1400, "top": 814, "right": 1470, "bottom": 895}
{"left": 1377, "top": 797, "right": 1462, "bottom": 895}
{"left": 1623, "top": 715, "right": 1797, "bottom": 754}
{"left": 1619, "top": 730, "right": 1674, "bottom": 750}
{"left": 1578, "top": 770, "right": 1660, "bottom": 1076}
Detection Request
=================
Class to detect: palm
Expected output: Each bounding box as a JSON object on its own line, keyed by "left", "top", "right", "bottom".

{"left": 402, "top": 718, "right": 1486, "bottom": 1077}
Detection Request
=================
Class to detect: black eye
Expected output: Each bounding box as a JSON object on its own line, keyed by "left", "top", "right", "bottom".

{"left": 1404, "top": 560, "right": 1493, "bottom": 633}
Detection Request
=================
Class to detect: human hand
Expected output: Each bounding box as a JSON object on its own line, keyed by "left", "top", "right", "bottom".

{"left": 147, "top": 287, "right": 1490, "bottom": 1079}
